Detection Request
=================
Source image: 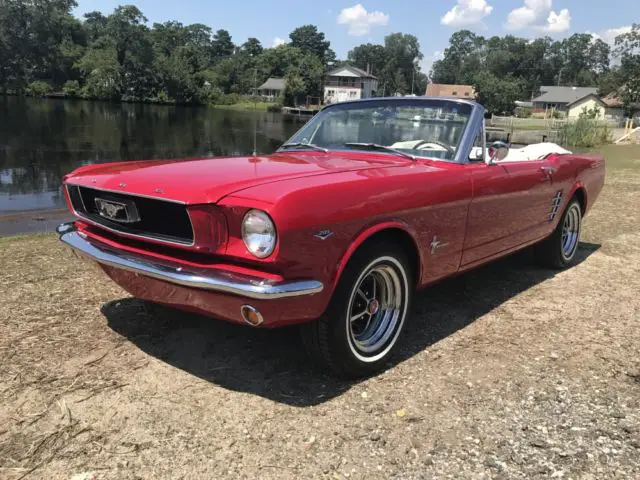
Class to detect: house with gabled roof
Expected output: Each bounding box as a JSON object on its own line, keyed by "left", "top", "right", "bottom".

{"left": 257, "top": 78, "right": 285, "bottom": 99}
{"left": 532, "top": 86, "right": 599, "bottom": 113}
{"left": 532, "top": 86, "right": 628, "bottom": 121}
{"left": 323, "top": 65, "right": 378, "bottom": 104}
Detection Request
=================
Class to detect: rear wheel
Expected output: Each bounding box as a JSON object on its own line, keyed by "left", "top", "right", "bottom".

{"left": 535, "top": 198, "right": 582, "bottom": 269}
{"left": 301, "top": 243, "right": 413, "bottom": 378}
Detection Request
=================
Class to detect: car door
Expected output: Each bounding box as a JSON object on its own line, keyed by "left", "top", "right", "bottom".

{"left": 497, "top": 158, "right": 558, "bottom": 242}
{"left": 460, "top": 127, "right": 556, "bottom": 267}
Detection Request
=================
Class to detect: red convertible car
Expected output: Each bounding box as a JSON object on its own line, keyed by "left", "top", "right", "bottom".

{"left": 57, "top": 98, "right": 605, "bottom": 377}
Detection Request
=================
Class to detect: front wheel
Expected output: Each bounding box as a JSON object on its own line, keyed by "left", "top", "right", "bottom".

{"left": 535, "top": 198, "right": 582, "bottom": 269}
{"left": 301, "top": 243, "right": 413, "bottom": 378}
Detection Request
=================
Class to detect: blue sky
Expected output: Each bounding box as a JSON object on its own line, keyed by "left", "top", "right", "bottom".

{"left": 74, "top": 0, "right": 638, "bottom": 71}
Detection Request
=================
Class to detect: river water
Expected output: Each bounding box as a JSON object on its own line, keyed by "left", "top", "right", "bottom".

{"left": 0, "top": 97, "right": 306, "bottom": 213}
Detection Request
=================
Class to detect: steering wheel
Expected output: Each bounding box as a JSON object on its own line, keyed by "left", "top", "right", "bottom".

{"left": 411, "top": 139, "right": 455, "bottom": 157}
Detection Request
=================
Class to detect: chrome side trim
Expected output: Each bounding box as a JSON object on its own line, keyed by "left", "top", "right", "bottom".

{"left": 65, "top": 182, "right": 187, "bottom": 204}
{"left": 66, "top": 185, "right": 197, "bottom": 248}
{"left": 56, "top": 223, "right": 324, "bottom": 300}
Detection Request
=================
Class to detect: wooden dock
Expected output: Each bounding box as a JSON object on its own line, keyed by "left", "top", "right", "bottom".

{"left": 282, "top": 106, "right": 320, "bottom": 115}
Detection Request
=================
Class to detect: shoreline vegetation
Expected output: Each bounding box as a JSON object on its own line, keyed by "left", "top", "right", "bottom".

{"left": 2, "top": 92, "right": 282, "bottom": 112}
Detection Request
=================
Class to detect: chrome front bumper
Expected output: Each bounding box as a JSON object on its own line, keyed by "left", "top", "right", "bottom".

{"left": 56, "top": 223, "right": 323, "bottom": 300}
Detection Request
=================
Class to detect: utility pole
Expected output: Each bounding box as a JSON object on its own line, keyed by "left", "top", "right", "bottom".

{"left": 411, "top": 68, "right": 415, "bottom": 96}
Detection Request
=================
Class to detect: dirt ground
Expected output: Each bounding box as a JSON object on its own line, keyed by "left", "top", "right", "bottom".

{"left": 1, "top": 145, "right": 639, "bottom": 479}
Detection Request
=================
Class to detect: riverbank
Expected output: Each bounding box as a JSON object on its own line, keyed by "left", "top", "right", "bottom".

{"left": 3, "top": 92, "right": 281, "bottom": 111}
{"left": 0, "top": 209, "right": 73, "bottom": 237}
{"left": 210, "top": 101, "right": 280, "bottom": 112}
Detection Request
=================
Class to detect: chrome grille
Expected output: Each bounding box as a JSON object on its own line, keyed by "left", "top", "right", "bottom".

{"left": 67, "top": 185, "right": 194, "bottom": 245}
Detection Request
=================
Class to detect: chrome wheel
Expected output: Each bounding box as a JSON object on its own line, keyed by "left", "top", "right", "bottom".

{"left": 561, "top": 203, "right": 581, "bottom": 261}
{"left": 346, "top": 257, "right": 408, "bottom": 363}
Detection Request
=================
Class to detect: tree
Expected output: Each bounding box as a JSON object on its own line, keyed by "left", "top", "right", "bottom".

{"left": 382, "top": 33, "right": 423, "bottom": 95}
{"left": 211, "top": 29, "right": 234, "bottom": 63}
{"left": 75, "top": 45, "right": 120, "bottom": 99}
{"left": 151, "top": 21, "right": 188, "bottom": 58}
{"left": 615, "top": 24, "right": 640, "bottom": 116}
{"left": 289, "top": 25, "right": 335, "bottom": 65}
{"left": 347, "top": 43, "right": 388, "bottom": 77}
{"left": 83, "top": 11, "right": 108, "bottom": 42}
{"left": 474, "top": 72, "right": 524, "bottom": 115}
{"left": 432, "top": 30, "right": 484, "bottom": 85}
{"left": 0, "top": 0, "right": 85, "bottom": 92}
{"left": 242, "top": 38, "right": 263, "bottom": 56}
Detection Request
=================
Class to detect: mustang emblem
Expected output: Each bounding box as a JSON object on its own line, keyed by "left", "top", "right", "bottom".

{"left": 429, "top": 235, "right": 449, "bottom": 255}
{"left": 95, "top": 198, "right": 139, "bottom": 223}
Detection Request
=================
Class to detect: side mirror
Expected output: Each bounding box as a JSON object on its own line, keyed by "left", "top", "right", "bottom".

{"left": 487, "top": 141, "right": 509, "bottom": 164}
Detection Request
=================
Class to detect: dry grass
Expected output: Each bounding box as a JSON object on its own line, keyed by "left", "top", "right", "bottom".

{"left": 1, "top": 145, "right": 639, "bottom": 479}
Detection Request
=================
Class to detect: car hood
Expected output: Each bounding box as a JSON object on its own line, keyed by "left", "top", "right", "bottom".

{"left": 64, "top": 152, "right": 402, "bottom": 205}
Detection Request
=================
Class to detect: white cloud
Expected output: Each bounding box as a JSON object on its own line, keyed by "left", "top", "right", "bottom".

{"left": 337, "top": 4, "right": 389, "bottom": 36}
{"left": 441, "top": 0, "right": 494, "bottom": 28}
{"left": 506, "top": 0, "right": 570, "bottom": 33}
{"left": 589, "top": 26, "right": 632, "bottom": 45}
{"left": 544, "top": 8, "right": 571, "bottom": 33}
{"left": 506, "top": 0, "right": 551, "bottom": 30}
{"left": 272, "top": 37, "right": 286, "bottom": 47}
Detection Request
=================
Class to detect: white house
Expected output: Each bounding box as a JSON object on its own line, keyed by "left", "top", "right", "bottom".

{"left": 532, "top": 86, "right": 599, "bottom": 113}
{"left": 323, "top": 65, "right": 378, "bottom": 104}
{"left": 532, "top": 86, "right": 627, "bottom": 123}
{"left": 566, "top": 94, "right": 607, "bottom": 119}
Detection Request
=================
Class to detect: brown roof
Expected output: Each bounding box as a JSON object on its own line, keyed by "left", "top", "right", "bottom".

{"left": 426, "top": 83, "right": 476, "bottom": 99}
{"left": 602, "top": 93, "right": 623, "bottom": 108}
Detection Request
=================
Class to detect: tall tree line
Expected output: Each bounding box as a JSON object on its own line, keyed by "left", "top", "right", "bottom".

{"left": 431, "top": 27, "right": 640, "bottom": 115}
{"left": 0, "top": 0, "right": 427, "bottom": 104}
{"left": 0, "top": 1, "right": 333, "bottom": 104}
{"left": 0, "top": 1, "right": 637, "bottom": 114}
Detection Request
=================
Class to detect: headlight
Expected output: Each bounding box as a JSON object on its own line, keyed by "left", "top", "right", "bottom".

{"left": 241, "top": 209, "right": 277, "bottom": 258}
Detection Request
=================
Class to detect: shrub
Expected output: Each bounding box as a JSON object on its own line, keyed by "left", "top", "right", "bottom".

{"left": 26, "top": 81, "right": 53, "bottom": 97}
{"left": 62, "top": 80, "right": 80, "bottom": 97}
{"left": 266, "top": 103, "right": 283, "bottom": 113}
{"left": 514, "top": 106, "right": 532, "bottom": 118}
{"left": 559, "top": 117, "right": 612, "bottom": 147}
{"left": 216, "top": 93, "right": 241, "bottom": 105}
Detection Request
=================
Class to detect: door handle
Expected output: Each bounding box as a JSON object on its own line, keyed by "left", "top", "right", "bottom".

{"left": 540, "top": 166, "right": 556, "bottom": 181}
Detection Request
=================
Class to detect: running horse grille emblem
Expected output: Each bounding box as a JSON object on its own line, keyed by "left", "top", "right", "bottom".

{"left": 95, "top": 198, "right": 140, "bottom": 223}
{"left": 548, "top": 190, "right": 564, "bottom": 222}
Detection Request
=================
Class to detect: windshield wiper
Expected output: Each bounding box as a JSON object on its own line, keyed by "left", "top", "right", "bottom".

{"left": 279, "top": 142, "right": 328, "bottom": 153}
{"left": 343, "top": 143, "right": 415, "bottom": 161}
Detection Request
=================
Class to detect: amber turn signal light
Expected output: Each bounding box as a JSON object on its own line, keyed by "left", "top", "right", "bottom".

{"left": 240, "top": 305, "right": 264, "bottom": 327}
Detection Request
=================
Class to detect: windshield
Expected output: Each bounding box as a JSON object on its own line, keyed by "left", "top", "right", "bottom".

{"left": 282, "top": 99, "right": 473, "bottom": 161}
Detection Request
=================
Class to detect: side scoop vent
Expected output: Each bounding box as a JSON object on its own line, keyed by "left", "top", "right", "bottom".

{"left": 548, "top": 190, "right": 563, "bottom": 222}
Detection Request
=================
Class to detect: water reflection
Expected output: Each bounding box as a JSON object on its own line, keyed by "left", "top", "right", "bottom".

{"left": 0, "top": 97, "right": 305, "bottom": 212}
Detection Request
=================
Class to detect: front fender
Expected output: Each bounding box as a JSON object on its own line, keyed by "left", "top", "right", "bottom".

{"left": 330, "top": 220, "right": 423, "bottom": 296}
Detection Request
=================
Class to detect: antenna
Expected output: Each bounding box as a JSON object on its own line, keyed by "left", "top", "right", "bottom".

{"left": 253, "top": 67, "right": 257, "bottom": 156}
